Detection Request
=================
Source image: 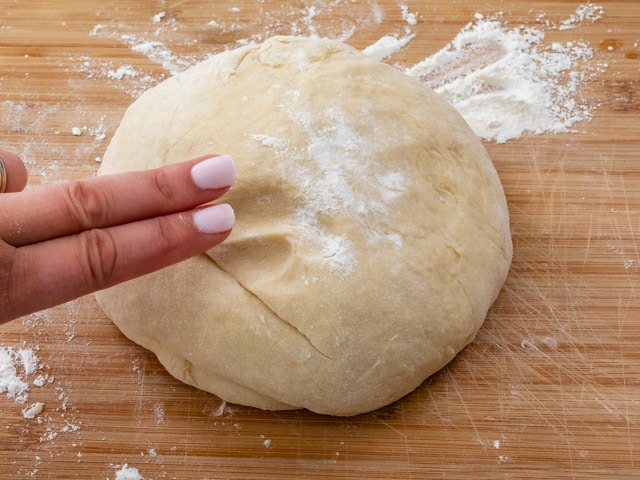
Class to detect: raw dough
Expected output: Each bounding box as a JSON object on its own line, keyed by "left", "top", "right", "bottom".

{"left": 95, "top": 36, "right": 512, "bottom": 416}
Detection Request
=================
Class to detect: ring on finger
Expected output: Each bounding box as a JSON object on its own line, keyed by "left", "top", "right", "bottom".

{"left": 0, "top": 159, "right": 7, "bottom": 194}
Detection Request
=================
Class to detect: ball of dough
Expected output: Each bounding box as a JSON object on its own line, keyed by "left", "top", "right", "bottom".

{"left": 95, "top": 36, "right": 512, "bottom": 416}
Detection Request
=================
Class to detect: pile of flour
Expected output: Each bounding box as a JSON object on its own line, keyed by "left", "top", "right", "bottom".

{"left": 0, "top": 346, "right": 39, "bottom": 404}
{"left": 403, "top": 7, "right": 605, "bottom": 143}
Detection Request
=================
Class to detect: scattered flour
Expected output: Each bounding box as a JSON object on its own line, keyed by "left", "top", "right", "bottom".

{"left": 152, "top": 11, "right": 166, "bottom": 24}
{"left": 89, "top": 24, "right": 105, "bottom": 36}
{"left": 1, "top": 100, "right": 29, "bottom": 132}
{"left": 362, "top": 34, "right": 414, "bottom": 61}
{"left": 74, "top": 55, "right": 156, "bottom": 97}
{"left": 70, "top": 123, "right": 107, "bottom": 140}
{"left": 259, "top": 435, "right": 272, "bottom": 448}
{"left": 153, "top": 401, "right": 165, "bottom": 424}
{"left": 556, "top": 3, "right": 605, "bottom": 30}
{"left": 120, "top": 34, "right": 191, "bottom": 75}
{"left": 83, "top": 3, "right": 605, "bottom": 144}
{"left": 106, "top": 64, "right": 140, "bottom": 80}
{"left": 1, "top": 339, "right": 82, "bottom": 458}
{"left": 406, "top": 5, "right": 605, "bottom": 143}
{"left": 32, "top": 373, "right": 50, "bottom": 388}
{"left": 0, "top": 346, "right": 39, "bottom": 403}
{"left": 22, "top": 401, "right": 45, "bottom": 419}
{"left": 86, "top": 0, "right": 392, "bottom": 88}
{"left": 362, "top": 3, "right": 417, "bottom": 61}
{"left": 114, "top": 464, "right": 144, "bottom": 480}
{"left": 400, "top": 4, "right": 418, "bottom": 26}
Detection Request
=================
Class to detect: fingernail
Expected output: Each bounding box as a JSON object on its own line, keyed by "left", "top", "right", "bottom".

{"left": 193, "top": 203, "right": 235, "bottom": 234}
{"left": 191, "top": 155, "right": 236, "bottom": 190}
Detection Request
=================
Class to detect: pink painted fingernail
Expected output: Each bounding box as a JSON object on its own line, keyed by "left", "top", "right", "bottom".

{"left": 191, "top": 155, "right": 236, "bottom": 190}
{"left": 193, "top": 203, "right": 235, "bottom": 234}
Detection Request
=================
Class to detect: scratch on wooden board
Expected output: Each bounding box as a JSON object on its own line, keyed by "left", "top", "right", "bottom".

{"left": 598, "top": 150, "right": 639, "bottom": 270}
{"left": 520, "top": 332, "right": 637, "bottom": 428}
{"left": 133, "top": 352, "right": 146, "bottom": 427}
{"left": 593, "top": 396, "right": 633, "bottom": 424}
{"left": 523, "top": 336, "right": 636, "bottom": 447}
{"left": 582, "top": 212, "right": 595, "bottom": 266}
{"left": 368, "top": 412, "right": 407, "bottom": 439}
{"left": 617, "top": 174, "right": 639, "bottom": 272}
{"left": 444, "top": 369, "right": 485, "bottom": 452}
{"left": 616, "top": 292, "right": 636, "bottom": 468}
{"left": 475, "top": 253, "right": 640, "bottom": 459}
{"left": 270, "top": 411, "right": 307, "bottom": 443}
{"left": 424, "top": 383, "right": 453, "bottom": 428}
{"left": 624, "top": 392, "right": 636, "bottom": 468}
{"left": 399, "top": 406, "right": 413, "bottom": 479}
{"left": 558, "top": 365, "right": 577, "bottom": 473}
{"left": 180, "top": 388, "right": 193, "bottom": 474}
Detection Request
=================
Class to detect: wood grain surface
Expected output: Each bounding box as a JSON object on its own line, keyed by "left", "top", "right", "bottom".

{"left": 1, "top": 1, "right": 639, "bottom": 478}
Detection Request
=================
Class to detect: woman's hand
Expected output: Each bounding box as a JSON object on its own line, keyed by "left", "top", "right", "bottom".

{"left": 0, "top": 149, "right": 236, "bottom": 324}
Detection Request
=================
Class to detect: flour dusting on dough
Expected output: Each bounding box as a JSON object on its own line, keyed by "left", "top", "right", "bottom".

{"left": 248, "top": 87, "right": 408, "bottom": 274}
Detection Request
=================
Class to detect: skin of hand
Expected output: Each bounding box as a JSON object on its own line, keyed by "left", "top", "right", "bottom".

{"left": 0, "top": 149, "right": 236, "bottom": 324}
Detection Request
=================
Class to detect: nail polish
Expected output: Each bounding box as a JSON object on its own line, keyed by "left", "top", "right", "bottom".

{"left": 191, "top": 155, "right": 236, "bottom": 190}
{"left": 193, "top": 203, "right": 235, "bottom": 234}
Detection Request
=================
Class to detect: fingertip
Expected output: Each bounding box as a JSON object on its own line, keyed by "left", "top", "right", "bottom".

{"left": 191, "top": 155, "right": 236, "bottom": 190}
{"left": 193, "top": 203, "right": 235, "bottom": 234}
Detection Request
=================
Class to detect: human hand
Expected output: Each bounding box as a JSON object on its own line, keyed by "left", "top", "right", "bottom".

{"left": 0, "top": 149, "right": 236, "bottom": 324}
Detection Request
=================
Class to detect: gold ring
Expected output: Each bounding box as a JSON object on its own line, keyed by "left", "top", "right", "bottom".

{"left": 0, "top": 159, "right": 7, "bottom": 194}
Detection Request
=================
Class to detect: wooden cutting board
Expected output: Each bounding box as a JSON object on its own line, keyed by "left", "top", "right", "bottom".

{"left": 1, "top": 1, "right": 639, "bottom": 478}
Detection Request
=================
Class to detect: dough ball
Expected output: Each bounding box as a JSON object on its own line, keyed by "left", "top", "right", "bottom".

{"left": 95, "top": 36, "right": 512, "bottom": 416}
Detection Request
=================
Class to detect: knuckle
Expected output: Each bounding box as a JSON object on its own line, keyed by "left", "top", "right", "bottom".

{"left": 78, "top": 228, "right": 118, "bottom": 287}
{"left": 152, "top": 215, "right": 184, "bottom": 256}
{"left": 0, "top": 244, "right": 21, "bottom": 321}
{"left": 64, "top": 180, "right": 110, "bottom": 229}
{"left": 152, "top": 168, "right": 177, "bottom": 204}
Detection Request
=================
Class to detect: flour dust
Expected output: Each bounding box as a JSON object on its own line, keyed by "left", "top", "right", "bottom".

{"left": 80, "top": 2, "right": 605, "bottom": 144}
